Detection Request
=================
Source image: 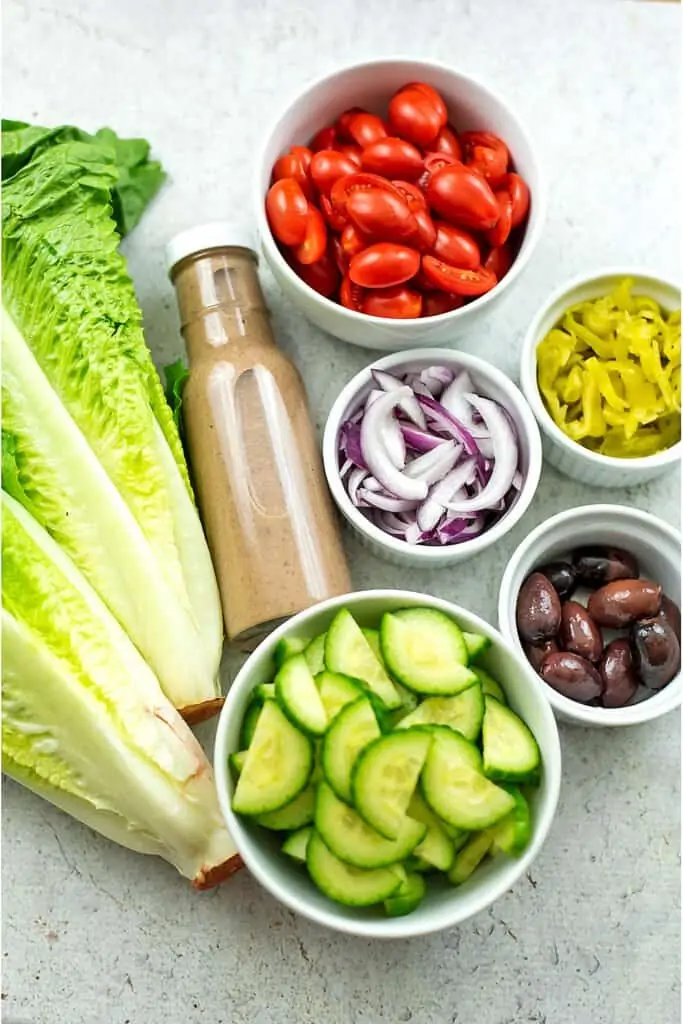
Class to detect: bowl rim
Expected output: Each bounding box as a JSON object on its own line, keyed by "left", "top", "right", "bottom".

{"left": 253, "top": 55, "right": 547, "bottom": 329}
{"left": 519, "top": 265, "right": 682, "bottom": 470}
{"left": 321, "top": 347, "right": 543, "bottom": 562}
{"left": 497, "top": 503, "right": 682, "bottom": 726}
{"left": 213, "top": 588, "right": 562, "bottom": 938}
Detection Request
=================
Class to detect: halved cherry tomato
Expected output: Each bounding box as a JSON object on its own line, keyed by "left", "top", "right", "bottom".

{"left": 499, "top": 172, "right": 530, "bottom": 227}
{"left": 266, "top": 178, "right": 309, "bottom": 245}
{"left": 331, "top": 236, "right": 349, "bottom": 275}
{"left": 290, "top": 145, "right": 313, "bottom": 173}
{"left": 363, "top": 285, "right": 423, "bottom": 319}
{"left": 310, "top": 125, "right": 338, "bottom": 151}
{"left": 424, "top": 152, "right": 459, "bottom": 175}
{"left": 340, "top": 221, "right": 368, "bottom": 259}
{"left": 421, "top": 255, "right": 497, "bottom": 297}
{"left": 461, "top": 131, "right": 509, "bottom": 185}
{"left": 485, "top": 190, "right": 513, "bottom": 248}
{"left": 272, "top": 151, "right": 314, "bottom": 200}
{"left": 336, "top": 108, "right": 365, "bottom": 141}
{"left": 432, "top": 222, "right": 481, "bottom": 269}
{"left": 391, "top": 180, "right": 427, "bottom": 209}
{"left": 339, "top": 274, "right": 365, "bottom": 311}
{"left": 330, "top": 172, "right": 403, "bottom": 213}
{"left": 403, "top": 82, "right": 448, "bottom": 124}
{"left": 310, "top": 150, "right": 360, "bottom": 195}
{"left": 320, "top": 194, "right": 348, "bottom": 232}
{"left": 293, "top": 205, "right": 328, "bottom": 265}
{"left": 433, "top": 125, "right": 462, "bottom": 160}
{"left": 426, "top": 164, "right": 499, "bottom": 231}
{"left": 347, "top": 112, "right": 388, "bottom": 148}
{"left": 484, "top": 244, "right": 513, "bottom": 279}
{"left": 346, "top": 188, "right": 418, "bottom": 243}
{"left": 337, "top": 143, "right": 363, "bottom": 167}
{"left": 422, "top": 290, "right": 465, "bottom": 317}
{"left": 361, "top": 137, "right": 424, "bottom": 180}
{"left": 349, "top": 243, "right": 420, "bottom": 288}
{"left": 388, "top": 87, "right": 444, "bottom": 147}
{"left": 288, "top": 248, "right": 339, "bottom": 298}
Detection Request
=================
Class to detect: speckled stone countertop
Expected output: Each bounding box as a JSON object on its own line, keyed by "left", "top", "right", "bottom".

{"left": 2, "top": 1, "right": 680, "bottom": 1022}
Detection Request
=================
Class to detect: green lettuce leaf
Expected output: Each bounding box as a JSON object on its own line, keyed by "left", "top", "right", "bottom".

{"left": 163, "top": 358, "right": 189, "bottom": 436}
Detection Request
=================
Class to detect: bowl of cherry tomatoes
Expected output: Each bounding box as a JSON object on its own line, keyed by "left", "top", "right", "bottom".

{"left": 255, "top": 58, "right": 546, "bottom": 350}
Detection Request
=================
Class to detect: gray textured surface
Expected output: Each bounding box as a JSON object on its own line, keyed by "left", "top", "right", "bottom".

{"left": 2, "top": 1, "right": 681, "bottom": 1022}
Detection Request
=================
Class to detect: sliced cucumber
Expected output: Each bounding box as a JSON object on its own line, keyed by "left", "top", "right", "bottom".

{"left": 384, "top": 871, "right": 427, "bottom": 917}
{"left": 232, "top": 700, "right": 313, "bottom": 816}
{"left": 422, "top": 726, "right": 515, "bottom": 831}
{"left": 315, "top": 781, "right": 426, "bottom": 869}
{"left": 256, "top": 785, "right": 315, "bottom": 831}
{"left": 240, "top": 700, "right": 262, "bottom": 748}
{"left": 274, "top": 636, "right": 307, "bottom": 668}
{"left": 489, "top": 787, "right": 531, "bottom": 856}
{"left": 463, "top": 631, "right": 491, "bottom": 662}
{"left": 326, "top": 609, "right": 402, "bottom": 709}
{"left": 448, "top": 831, "right": 493, "bottom": 885}
{"left": 316, "top": 670, "right": 364, "bottom": 721}
{"left": 322, "top": 697, "right": 381, "bottom": 804}
{"left": 361, "top": 627, "right": 383, "bottom": 662}
{"left": 306, "top": 830, "right": 403, "bottom": 907}
{"left": 229, "top": 750, "right": 248, "bottom": 777}
{"left": 408, "top": 791, "right": 454, "bottom": 872}
{"left": 361, "top": 626, "right": 418, "bottom": 711}
{"left": 282, "top": 826, "right": 312, "bottom": 863}
{"left": 396, "top": 683, "right": 484, "bottom": 742}
{"left": 482, "top": 695, "right": 541, "bottom": 783}
{"left": 352, "top": 729, "right": 432, "bottom": 840}
{"left": 380, "top": 609, "right": 477, "bottom": 696}
{"left": 475, "top": 668, "right": 507, "bottom": 705}
{"left": 275, "top": 654, "right": 328, "bottom": 737}
{"left": 254, "top": 682, "right": 276, "bottom": 702}
{"left": 304, "top": 633, "right": 327, "bottom": 675}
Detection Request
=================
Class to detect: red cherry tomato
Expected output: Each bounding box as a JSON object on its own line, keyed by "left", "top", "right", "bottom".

{"left": 388, "top": 87, "right": 445, "bottom": 147}
{"left": 461, "top": 131, "right": 509, "bottom": 185}
{"left": 391, "top": 180, "right": 427, "bottom": 209}
{"left": 330, "top": 172, "right": 403, "bottom": 213}
{"left": 349, "top": 243, "right": 421, "bottom": 288}
{"left": 290, "top": 145, "right": 313, "bottom": 173}
{"left": 340, "top": 221, "right": 368, "bottom": 259}
{"left": 484, "top": 244, "right": 513, "bottom": 279}
{"left": 499, "top": 172, "right": 530, "bottom": 227}
{"left": 426, "top": 164, "right": 499, "bottom": 231}
{"left": 432, "top": 222, "right": 481, "bottom": 269}
{"left": 310, "top": 125, "right": 337, "bottom": 152}
{"left": 320, "top": 194, "right": 348, "bottom": 232}
{"left": 402, "top": 82, "right": 448, "bottom": 124}
{"left": 310, "top": 150, "right": 360, "bottom": 195}
{"left": 422, "top": 291, "right": 465, "bottom": 317}
{"left": 293, "top": 205, "right": 328, "bottom": 265}
{"left": 361, "top": 137, "right": 424, "bottom": 180}
{"left": 347, "top": 112, "right": 388, "bottom": 148}
{"left": 336, "top": 108, "right": 366, "bottom": 141}
{"left": 433, "top": 125, "right": 462, "bottom": 160}
{"left": 345, "top": 188, "right": 418, "bottom": 243}
{"left": 337, "top": 143, "right": 363, "bottom": 167}
{"left": 339, "top": 274, "right": 365, "bottom": 311}
{"left": 421, "top": 255, "right": 497, "bottom": 297}
{"left": 272, "top": 151, "right": 314, "bottom": 201}
{"left": 412, "top": 207, "right": 437, "bottom": 251}
{"left": 288, "top": 248, "right": 339, "bottom": 298}
{"left": 485, "top": 190, "right": 513, "bottom": 248}
{"left": 266, "top": 178, "right": 309, "bottom": 245}
{"left": 331, "top": 236, "right": 349, "bottom": 275}
{"left": 363, "top": 285, "right": 423, "bottom": 319}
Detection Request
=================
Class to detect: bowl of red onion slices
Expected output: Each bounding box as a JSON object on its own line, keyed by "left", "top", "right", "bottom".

{"left": 323, "top": 348, "right": 543, "bottom": 566}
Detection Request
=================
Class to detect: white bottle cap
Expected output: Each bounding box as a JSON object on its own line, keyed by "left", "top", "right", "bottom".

{"left": 165, "top": 221, "right": 256, "bottom": 276}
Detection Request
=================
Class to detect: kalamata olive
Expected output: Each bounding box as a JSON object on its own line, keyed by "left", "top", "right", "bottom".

{"left": 536, "top": 561, "right": 577, "bottom": 600}
{"left": 516, "top": 572, "right": 562, "bottom": 644}
{"left": 599, "top": 638, "right": 640, "bottom": 708}
{"left": 587, "top": 578, "right": 661, "bottom": 629}
{"left": 572, "top": 546, "right": 639, "bottom": 588}
{"left": 631, "top": 614, "right": 681, "bottom": 690}
{"left": 660, "top": 594, "right": 681, "bottom": 643}
{"left": 540, "top": 651, "right": 603, "bottom": 703}
{"left": 524, "top": 639, "right": 559, "bottom": 673}
{"left": 560, "top": 600, "right": 603, "bottom": 663}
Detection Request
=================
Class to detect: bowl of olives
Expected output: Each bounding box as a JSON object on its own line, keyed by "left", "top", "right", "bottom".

{"left": 498, "top": 504, "right": 681, "bottom": 726}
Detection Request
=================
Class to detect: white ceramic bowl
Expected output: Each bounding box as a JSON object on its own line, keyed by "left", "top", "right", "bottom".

{"left": 254, "top": 57, "right": 546, "bottom": 350}
{"left": 322, "top": 348, "right": 543, "bottom": 567}
{"left": 498, "top": 504, "right": 682, "bottom": 727}
{"left": 214, "top": 589, "right": 561, "bottom": 939}
{"left": 520, "top": 268, "right": 681, "bottom": 487}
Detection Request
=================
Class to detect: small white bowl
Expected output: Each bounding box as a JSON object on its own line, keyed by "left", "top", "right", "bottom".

{"left": 322, "top": 348, "right": 543, "bottom": 567}
{"left": 254, "top": 57, "right": 546, "bottom": 351}
{"left": 520, "top": 267, "right": 681, "bottom": 488}
{"left": 498, "top": 504, "right": 682, "bottom": 727}
{"left": 214, "top": 589, "right": 561, "bottom": 939}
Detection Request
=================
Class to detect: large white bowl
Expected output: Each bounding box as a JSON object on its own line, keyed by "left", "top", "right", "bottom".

{"left": 322, "top": 348, "right": 543, "bottom": 567}
{"left": 498, "top": 505, "right": 682, "bottom": 727}
{"left": 520, "top": 267, "right": 681, "bottom": 487}
{"left": 254, "top": 57, "right": 546, "bottom": 351}
{"left": 214, "top": 589, "right": 561, "bottom": 939}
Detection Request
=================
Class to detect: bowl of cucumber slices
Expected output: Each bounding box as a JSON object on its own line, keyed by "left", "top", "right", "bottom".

{"left": 214, "top": 590, "right": 561, "bottom": 938}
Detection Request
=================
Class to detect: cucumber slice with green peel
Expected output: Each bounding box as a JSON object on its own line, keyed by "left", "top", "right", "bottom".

{"left": 311, "top": 742, "right": 324, "bottom": 784}
{"left": 482, "top": 695, "right": 541, "bottom": 783}
{"left": 232, "top": 700, "right": 313, "bottom": 816}
{"left": 448, "top": 831, "right": 493, "bottom": 885}
{"left": 361, "top": 627, "right": 382, "bottom": 662}
{"left": 275, "top": 654, "right": 328, "bottom": 737}
{"left": 322, "top": 697, "right": 381, "bottom": 804}
{"left": 421, "top": 726, "right": 515, "bottom": 831}
{"left": 396, "top": 683, "right": 484, "bottom": 742}
{"left": 362, "top": 629, "right": 419, "bottom": 710}
{"left": 384, "top": 871, "right": 427, "bottom": 917}
{"left": 352, "top": 728, "right": 433, "bottom": 840}
{"left": 463, "top": 631, "right": 491, "bottom": 662}
{"left": 274, "top": 636, "right": 307, "bottom": 668}
{"left": 451, "top": 830, "right": 471, "bottom": 853}
{"left": 306, "top": 830, "right": 403, "bottom": 907}
{"left": 229, "top": 750, "right": 248, "bottom": 776}
{"left": 256, "top": 785, "right": 316, "bottom": 830}
{"left": 489, "top": 787, "right": 532, "bottom": 855}
{"left": 408, "top": 791, "right": 454, "bottom": 872}
{"left": 254, "top": 682, "right": 276, "bottom": 702}
{"left": 282, "top": 826, "right": 312, "bottom": 863}
{"left": 240, "top": 700, "right": 263, "bottom": 748}
{"left": 304, "top": 633, "right": 327, "bottom": 675}
{"left": 380, "top": 609, "right": 478, "bottom": 696}
{"left": 475, "top": 668, "right": 507, "bottom": 704}
{"left": 315, "top": 781, "right": 426, "bottom": 869}
{"left": 326, "top": 609, "right": 402, "bottom": 709}
{"left": 316, "top": 671, "right": 365, "bottom": 721}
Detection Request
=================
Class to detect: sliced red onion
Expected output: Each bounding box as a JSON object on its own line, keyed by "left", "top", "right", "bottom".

{"left": 362, "top": 476, "right": 383, "bottom": 492}
{"left": 340, "top": 422, "right": 367, "bottom": 469}
{"left": 360, "top": 389, "right": 429, "bottom": 501}
{"left": 440, "top": 374, "right": 494, "bottom": 456}
{"left": 512, "top": 470, "right": 523, "bottom": 490}
{"left": 419, "top": 365, "right": 455, "bottom": 396}
{"left": 404, "top": 441, "right": 461, "bottom": 484}
{"left": 372, "top": 369, "right": 426, "bottom": 429}
{"left": 365, "top": 389, "right": 406, "bottom": 468}
{"left": 417, "top": 395, "right": 487, "bottom": 477}
{"left": 340, "top": 457, "right": 353, "bottom": 479}
{"left": 347, "top": 466, "right": 368, "bottom": 505}
{"left": 444, "top": 394, "right": 518, "bottom": 512}
{"left": 417, "top": 458, "right": 477, "bottom": 533}
{"left": 401, "top": 424, "right": 447, "bottom": 453}
{"left": 358, "top": 489, "right": 421, "bottom": 513}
